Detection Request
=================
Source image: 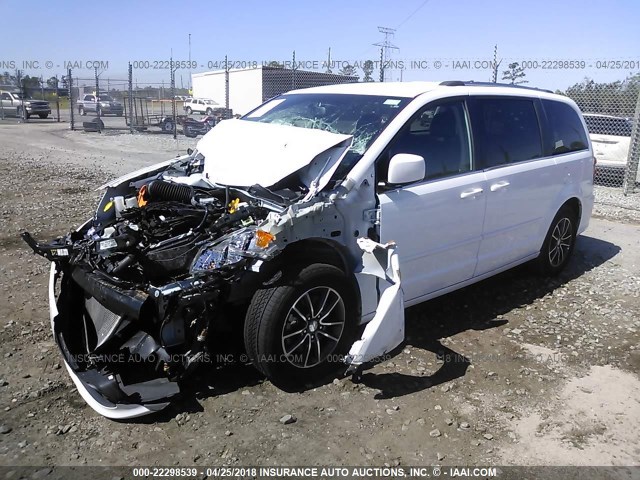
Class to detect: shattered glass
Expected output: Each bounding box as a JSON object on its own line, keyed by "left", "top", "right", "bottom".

{"left": 244, "top": 93, "right": 411, "bottom": 157}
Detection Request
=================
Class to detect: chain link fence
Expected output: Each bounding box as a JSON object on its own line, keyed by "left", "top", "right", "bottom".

{"left": 560, "top": 82, "right": 640, "bottom": 195}
{"left": 66, "top": 66, "right": 186, "bottom": 137}
{"left": 7, "top": 56, "right": 640, "bottom": 205}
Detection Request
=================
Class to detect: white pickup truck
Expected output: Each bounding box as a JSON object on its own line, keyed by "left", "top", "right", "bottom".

{"left": 0, "top": 90, "right": 51, "bottom": 119}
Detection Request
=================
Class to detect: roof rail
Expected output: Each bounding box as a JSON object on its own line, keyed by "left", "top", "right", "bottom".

{"left": 439, "top": 80, "right": 553, "bottom": 94}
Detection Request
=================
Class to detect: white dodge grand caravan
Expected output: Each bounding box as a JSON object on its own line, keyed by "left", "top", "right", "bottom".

{"left": 23, "top": 81, "right": 594, "bottom": 418}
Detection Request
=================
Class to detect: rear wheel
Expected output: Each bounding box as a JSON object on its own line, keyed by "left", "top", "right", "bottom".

{"left": 79, "top": 106, "right": 86, "bottom": 116}
{"left": 185, "top": 107, "right": 192, "bottom": 115}
{"left": 244, "top": 263, "right": 357, "bottom": 388}
{"left": 536, "top": 205, "right": 578, "bottom": 275}
{"left": 206, "top": 108, "right": 213, "bottom": 115}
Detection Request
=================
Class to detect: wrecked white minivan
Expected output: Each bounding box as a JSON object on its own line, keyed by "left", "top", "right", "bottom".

{"left": 23, "top": 81, "right": 594, "bottom": 418}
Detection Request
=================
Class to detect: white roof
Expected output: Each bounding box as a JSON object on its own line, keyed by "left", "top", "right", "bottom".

{"left": 288, "top": 81, "right": 442, "bottom": 98}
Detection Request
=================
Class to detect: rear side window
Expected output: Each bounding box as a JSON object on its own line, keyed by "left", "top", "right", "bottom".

{"left": 469, "top": 98, "right": 543, "bottom": 169}
{"left": 543, "top": 100, "right": 590, "bottom": 154}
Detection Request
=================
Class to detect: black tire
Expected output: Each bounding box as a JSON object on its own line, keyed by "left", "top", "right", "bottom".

{"left": 116, "top": 112, "right": 123, "bottom": 117}
{"left": 536, "top": 205, "right": 578, "bottom": 275}
{"left": 183, "top": 125, "right": 196, "bottom": 137}
{"left": 206, "top": 108, "right": 213, "bottom": 115}
{"left": 244, "top": 263, "right": 357, "bottom": 388}
{"left": 25, "top": 113, "right": 31, "bottom": 119}
{"left": 79, "top": 106, "right": 86, "bottom": 116}
{"left": 185, "top": 107, "right": 192, "bottom": 115}
{"left": 38, "top": 113, "right": 48, "bottom": 119}
{"left": 162, "top": 120, "right": 174, "bottom": 133}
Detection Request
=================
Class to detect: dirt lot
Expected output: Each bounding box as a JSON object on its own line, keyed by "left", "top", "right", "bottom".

{"left": 0, "top": 123, "right": 639, "bottom": 471}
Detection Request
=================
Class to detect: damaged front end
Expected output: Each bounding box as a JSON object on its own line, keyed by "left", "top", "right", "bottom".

{"left": 22, "top": 154, "right": 289, "bottom": 418}
{"left": 23, "top": 110, "right": 409, "bottom": 418}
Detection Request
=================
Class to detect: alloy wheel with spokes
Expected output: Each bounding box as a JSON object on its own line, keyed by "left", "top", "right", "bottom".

{"left": 548, "top": 217, "right": 573, "bottom": 267}
{"left": 281, "top": 286, "right": 346, "bottom": 368}
{"left": 536, "top": 205, "right": 577, "bottom": 275}
{"left": 244, "top": 263, "right": 357, "bottom": 387}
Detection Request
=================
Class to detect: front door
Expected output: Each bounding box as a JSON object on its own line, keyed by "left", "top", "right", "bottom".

{"left": 377, "top": 99, "right": 486, "bottom": 303}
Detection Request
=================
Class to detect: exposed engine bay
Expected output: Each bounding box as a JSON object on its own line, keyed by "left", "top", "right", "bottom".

{"left": 21, "top": 153, "right": 303, "bottom": 414}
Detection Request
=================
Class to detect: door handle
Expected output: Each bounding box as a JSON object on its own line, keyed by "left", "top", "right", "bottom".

{"left": 490, "top": 181, "right": 510, "bottom": 192}
{"left": 460, "top": 187, "right": 484, "bottom": 199}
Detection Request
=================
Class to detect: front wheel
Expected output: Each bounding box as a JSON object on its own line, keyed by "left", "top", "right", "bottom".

{"left": 185, "top": 107, "right": 192, "bottom": 115}
{"left": 79, "top": 106, "right": 86, "bottom": 116}
{"left": 536, "top": 205, "right": 578, "bottom": 275}
{"left": 244, "top": 263, "right": 357, "bottom": 388}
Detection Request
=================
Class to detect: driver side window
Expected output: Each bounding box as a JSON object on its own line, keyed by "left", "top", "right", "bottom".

{"left": 378, "top": 100, "right": 472, "bottom": 184}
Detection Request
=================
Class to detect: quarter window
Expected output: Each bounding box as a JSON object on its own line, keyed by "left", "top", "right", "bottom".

{"left": 543, "top": 100, "right": 589, "bottom": 154}
{"left": 470, "top": 98, "right": 543, "bottom": 168}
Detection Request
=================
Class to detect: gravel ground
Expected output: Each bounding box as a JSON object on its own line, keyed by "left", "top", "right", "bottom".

{"left": 593, "top": 185, "right": 640, "bottom": 224}
{"left": 0, "top": 123, "right": 639, "bottom": 472}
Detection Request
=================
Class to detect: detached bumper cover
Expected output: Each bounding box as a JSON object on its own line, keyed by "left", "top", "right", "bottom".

{"left": 48, "top": 263, "right": 178, "bottom": 419}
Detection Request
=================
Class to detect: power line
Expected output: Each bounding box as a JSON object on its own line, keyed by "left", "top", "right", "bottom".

{"left": 395, "top": 0, "right": 431, "bottom": 30}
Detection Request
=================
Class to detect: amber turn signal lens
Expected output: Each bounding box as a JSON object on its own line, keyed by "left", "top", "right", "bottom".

{"left": 255, "top": 230, "right": 275, "bottom": 248}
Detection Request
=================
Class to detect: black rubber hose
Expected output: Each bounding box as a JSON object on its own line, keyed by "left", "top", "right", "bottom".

{"left": 147, "top": 180, "right": 194, "bottom": 204}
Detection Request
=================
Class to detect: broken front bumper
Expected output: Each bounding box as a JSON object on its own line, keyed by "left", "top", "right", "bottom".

{"left": 48, "top": 263, "right": 177, "bottom": 419}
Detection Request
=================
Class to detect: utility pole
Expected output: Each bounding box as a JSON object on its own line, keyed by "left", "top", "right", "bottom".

{"left": 188, "top": 33, "right": 192, "bottom": 93}
{"left": 326, "top": 47, "right": 332, "bottom": 74}
{"left": 491, "top": 44, "right": 502, "bottom": 83}
{"left": 374, "top": 26, "right": 399, "bottom": 82}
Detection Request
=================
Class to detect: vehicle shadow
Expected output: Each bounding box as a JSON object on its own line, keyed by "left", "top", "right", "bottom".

{"left": 131, "top": 233, "right": 621, "bottom": 421}
{"left": 355, "top": 233, "right": 621, "bottom": 398}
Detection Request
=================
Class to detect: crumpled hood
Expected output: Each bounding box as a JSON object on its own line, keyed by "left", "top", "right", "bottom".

{"left": 198, "top": 119, "right": 353, "bottom": 188}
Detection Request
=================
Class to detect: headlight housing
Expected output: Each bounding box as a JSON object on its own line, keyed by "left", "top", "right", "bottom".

{"left": 191, "top": 227, "right": 278, "bottom": 273}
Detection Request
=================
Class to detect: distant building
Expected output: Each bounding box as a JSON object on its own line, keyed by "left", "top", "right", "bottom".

{"left": 191, "top": 66, "right": 358, "bottom": 116}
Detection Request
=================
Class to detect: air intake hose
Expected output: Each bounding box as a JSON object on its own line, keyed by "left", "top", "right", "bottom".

{"left": 147, "top": 180, "right": 194, "bottom": 204}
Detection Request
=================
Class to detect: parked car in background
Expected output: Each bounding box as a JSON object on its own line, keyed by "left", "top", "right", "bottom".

{"left": 77, "top": 94, "right": 124, "bottom": 116}
{"left": 181, "top": 115, "right": 217, "bottom": 137}
{"left": 23, "top": 81, "right": 594, "bottom": 419}
{"left": 184, "top": 97, "right": 219, "bottom": 115}
{"left": 583, "top": 113, "right": 638, "bottom": 183}
{"left": 0, "top": 90, "right": 51, "bottom": 119}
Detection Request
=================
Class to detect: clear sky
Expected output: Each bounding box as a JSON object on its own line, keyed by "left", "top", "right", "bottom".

{"left": 2, "top": 0, "right": 639, "bottom": 90}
